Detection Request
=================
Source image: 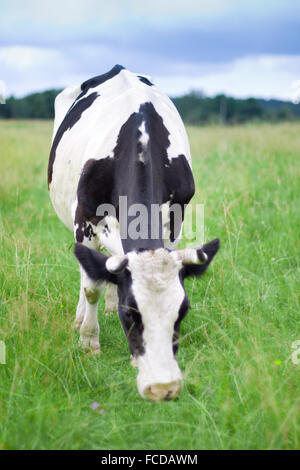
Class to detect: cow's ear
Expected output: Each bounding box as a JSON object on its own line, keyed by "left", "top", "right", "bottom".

{"left": 181, "top": 238, "right": 220, "bottom": 279}
{"left": 74, "top": 243, "right": 118, "bottom": 284}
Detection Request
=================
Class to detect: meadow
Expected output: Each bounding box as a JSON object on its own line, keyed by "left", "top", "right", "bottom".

{"left": 0, "top": 120, "right": 299, "bottom": 450}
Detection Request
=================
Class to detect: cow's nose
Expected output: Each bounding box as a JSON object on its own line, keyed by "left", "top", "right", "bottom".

{"left": 144, "top": 381, "right": 181, "bottom": 402}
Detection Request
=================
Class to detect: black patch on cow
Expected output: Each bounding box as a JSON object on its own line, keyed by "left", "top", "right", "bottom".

{"left": 117, "top": 269, "right": 145, "bottom": 357}
{"left": 74, "top": 101, "right": 195, "bottom": 251}
{"left": 137, "top": 75, "right": 153, "bottom": 86}
{"left": 172, "top": 270, "right": 190, "bottom": 356}
{"left": 48, "top": 92, "right": 98, "bottom": 187}
{"left": 74, "top": 243, "right": 117, "bottom": 284}
{"left": 74, "top": 156, "right": 116, "bottom": 242}
{"left": 173, "top": 293, "right": 189, "bottom": 356}
{"left": 80, "top": 64, "right": 125, "bottom": 98}
{"left": 181, "top": 238, "right": 220, "bottom": 278}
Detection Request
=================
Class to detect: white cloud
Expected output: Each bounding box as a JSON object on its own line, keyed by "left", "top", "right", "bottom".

{"left": 0, "top": 46, "right": 60, "bottom": 69}
{"left": 156, "top": 55, "right": 300, "bottom": 100}
{"left": 0, "top": 46, "right": 74, "bottom": 95}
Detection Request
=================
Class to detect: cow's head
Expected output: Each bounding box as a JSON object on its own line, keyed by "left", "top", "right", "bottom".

{"left": 74, "top": 238, "right": 220, "bottom": 401}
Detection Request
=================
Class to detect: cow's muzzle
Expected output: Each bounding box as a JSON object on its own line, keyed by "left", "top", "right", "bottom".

{"left": 143, "top": 381, "right": 181, "bottom": 402}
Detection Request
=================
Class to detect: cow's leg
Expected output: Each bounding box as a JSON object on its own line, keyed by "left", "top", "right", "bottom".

{"left": 74, "top": 267, "right": 86, "bottom": 330}
{"left": 79, "top": 272, "right": 105, "bottom": 353}
{"left": 104, "top": 283, "right": 118, "bottom": 314}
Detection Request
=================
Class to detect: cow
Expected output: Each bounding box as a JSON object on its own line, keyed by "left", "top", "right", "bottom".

{"left": 48, "top": 64, "right": 219, "bottom": 401}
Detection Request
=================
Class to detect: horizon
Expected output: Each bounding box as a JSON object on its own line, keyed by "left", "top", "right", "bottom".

{"left": 3, "top": 82, "right": 300, "bottom": 104}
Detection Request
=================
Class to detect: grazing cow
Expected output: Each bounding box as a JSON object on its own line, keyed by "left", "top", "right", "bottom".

{"left": 48, "top": 65, "right": 219, "bottom": 401}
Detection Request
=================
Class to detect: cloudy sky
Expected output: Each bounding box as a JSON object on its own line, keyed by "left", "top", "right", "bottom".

{"left": 0, "top": 0, "right": 300, "bottom": 100}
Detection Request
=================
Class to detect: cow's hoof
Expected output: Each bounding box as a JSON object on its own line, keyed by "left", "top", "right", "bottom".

{"left": 79, "top": 336, "right": 101, "bottom": 354}
{"left": 82, "top": 344, "right": 101, "bottom": 355}
{"left": 90, "top": 346, "right": 101, "bottom": 355}
{"left": 104, "top": 307, "right": 117, "bottom": 316}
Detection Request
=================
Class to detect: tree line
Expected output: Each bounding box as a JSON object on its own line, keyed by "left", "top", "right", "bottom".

{"left": 172, "top": 91, "right": 300, "bottom": 124}
{"left": 0, "top": 88, "right": 299, "bottom": 124}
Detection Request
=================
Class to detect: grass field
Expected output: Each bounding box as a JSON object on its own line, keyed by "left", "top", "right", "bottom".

{"left": 0, "top": 120, "right": 299, "bottom": 450}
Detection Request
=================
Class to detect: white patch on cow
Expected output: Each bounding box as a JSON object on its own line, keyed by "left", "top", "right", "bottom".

{"left": 160, "top": 200, "right": 183, "bottom": 250}
{"left": 138, "top": 120, "right": 149, "bottom": 163}
{"left": 52, "top": 85, "right": 82, "bottom": 139}
{"left": 174, "top": 248, "right": 208, "bottom": 265}
{"left": 127, "top": 249, "right": 184, "bottom": 397}
{"left": 104, "top": 283, "right": 118, "bottom": 314}
{"left": 176, "top": 248, "right": 199, "bottom": 264}
{"left": 74, "top": 266, "right": 87, "bottom": 330}
{"left": 94, "top": 216, "right": 124, "bottom": 255}
{"left": 106, "top": 254, "right": 127, "bottom": 273}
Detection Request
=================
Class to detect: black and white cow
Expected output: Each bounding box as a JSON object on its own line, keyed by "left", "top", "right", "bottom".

{"left": 48, "top": 65, "right": 219, "bottom": 401}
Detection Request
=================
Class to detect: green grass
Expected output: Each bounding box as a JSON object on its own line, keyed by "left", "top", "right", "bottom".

{"left": 0, "top": 120, "right": 299, "bottom": 450}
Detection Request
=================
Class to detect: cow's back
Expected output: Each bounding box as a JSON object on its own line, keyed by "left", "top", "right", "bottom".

{"left": 48, "top": 65, "right": 193, "bottom": 240}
